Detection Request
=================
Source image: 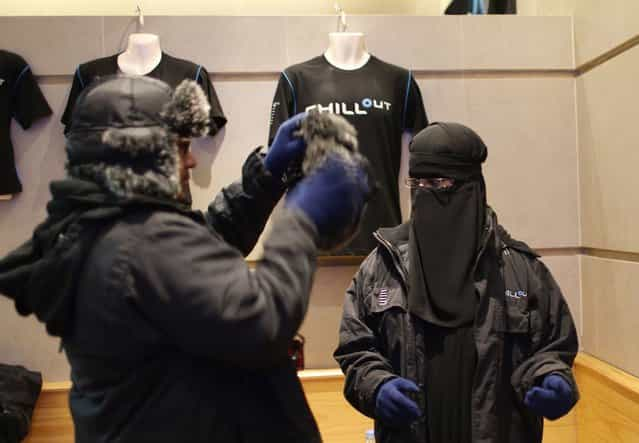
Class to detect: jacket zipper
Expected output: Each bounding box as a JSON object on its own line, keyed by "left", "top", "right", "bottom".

{"left": 373, "top": 232, "right": 409, "bottom": 290}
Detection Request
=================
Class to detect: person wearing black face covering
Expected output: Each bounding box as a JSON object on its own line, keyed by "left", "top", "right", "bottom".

{"left": 335, "top": 122, "right": 580, "bottom": 443}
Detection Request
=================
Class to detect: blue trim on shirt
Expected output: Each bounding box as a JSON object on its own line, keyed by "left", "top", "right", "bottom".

{"left": 472, "top": 0, "right": 485, "bottom": 14}
{"left": 195, "top": 65, "right": 203, "bottom": 82}
{"left": 281, "top": 71, "right": 297, "bottom": 115}
{"left": 13, "top": 65, "right": 31, "bottom": 94}
{"left": 402, "top": 70, "right": 412, "bottom": 131}
{"left": 75, "top": 67, "right": 85, "bottom": 89}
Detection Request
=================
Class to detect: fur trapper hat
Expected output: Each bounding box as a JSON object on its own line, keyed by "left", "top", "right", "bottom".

{"left": 65, "top": 75, "right": 210, "bottom": 201}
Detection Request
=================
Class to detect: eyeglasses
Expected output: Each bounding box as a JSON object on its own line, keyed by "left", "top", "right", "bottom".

{"left": 405, "top": 177, "right": 456, "bottom": 190}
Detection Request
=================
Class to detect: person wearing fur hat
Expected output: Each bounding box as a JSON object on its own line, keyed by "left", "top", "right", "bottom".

{"left": 0, "top": 75, "right": 372, "bottom": 443}
{"left": 334, "top": 122, "right": 579, "bottom": 443}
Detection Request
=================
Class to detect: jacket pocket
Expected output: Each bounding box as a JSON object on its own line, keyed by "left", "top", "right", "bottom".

{"left": 497, "top": 303, "right": 533, "bottom": 369}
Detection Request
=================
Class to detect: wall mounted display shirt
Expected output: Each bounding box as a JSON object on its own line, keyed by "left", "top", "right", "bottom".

{"left": 62, "top": 52, "right": 227, "bottom": 136}
{"left": 445, "top": 0, "right": 516, "bottom": 14}
{"left": 269, "top": 55, "right": 428, "bottom": 256}
{"left": 0, "top": 50, "right": 52, "bottom": 195}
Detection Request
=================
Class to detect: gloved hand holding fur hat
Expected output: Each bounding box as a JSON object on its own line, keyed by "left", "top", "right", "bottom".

{"left": 285, "top": 111, "right": 376, "bottom": 252}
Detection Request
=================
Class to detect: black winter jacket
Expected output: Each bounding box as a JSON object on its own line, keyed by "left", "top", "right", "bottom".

{"left": 334, "top": 209, "right": 579, "bottom": 443}
{"left": 1, "top": 151, "right": 322, "bottom": 443}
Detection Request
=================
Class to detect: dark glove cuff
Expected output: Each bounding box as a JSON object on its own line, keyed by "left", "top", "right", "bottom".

{"left": 243, "top": 147, "right": 287, "bottom": 201}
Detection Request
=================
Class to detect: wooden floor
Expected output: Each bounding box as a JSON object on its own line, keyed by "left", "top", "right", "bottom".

{"left": 23, "top": 382, "right": 73, "bottom": 443}
{"left": 22, "top": 354, "right": 639, "bottom": 442}
{"left": 575, "top": 354, "right": 639, "bottom": 443}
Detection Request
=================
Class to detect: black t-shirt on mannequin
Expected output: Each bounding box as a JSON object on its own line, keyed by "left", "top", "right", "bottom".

{"left": 269, "top": 55, "right": 428, "bottom": 256}
{"left": 0, "top": 50, "right": 52, "bottom": 195}
{"left": 445, "top": 0, "right": 516, "bottom": 14}
{"left": 61, "top": 52, "right": 227, "bottom": 136}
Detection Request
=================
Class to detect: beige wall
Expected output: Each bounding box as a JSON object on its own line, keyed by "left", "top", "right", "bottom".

{"left": 1, "top": 0, "right": 418, "bottom": 16}
{"left": 573, "top": 0, "right": 639, "bottom": 67}
{"left": 577, "top": 45, "right": 639, "bottom": 377}
{"left": 575, "top": 0, "right": 639, "bottom": 377}
{"left": 578, "top": 45, "right": 639, "bottom": 253}
{"left": 581, "top": 256, "right": 639, "bottom": 377}
{"left": 1, "top": 0, "right": 577, "bottom": 16}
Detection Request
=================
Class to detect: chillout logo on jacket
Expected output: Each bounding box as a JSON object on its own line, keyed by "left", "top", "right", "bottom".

{"left": 305, "top": 98, "right": 392, "bottom": 116}
{"left": 506, "top": 289, "right": 528, "bottom": 299}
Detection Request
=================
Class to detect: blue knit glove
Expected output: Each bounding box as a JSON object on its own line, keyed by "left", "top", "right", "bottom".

{"left": 375, "top": 377, "right": 422, "bottom": 427}
{"left": 285, "top": 155, "right": 372, "bottom": 240}
{"left": 524, "top": 374, "right": 575, "bottom": 420}
{"left": 264, "top": 113, "right": 307, "bottom": 179}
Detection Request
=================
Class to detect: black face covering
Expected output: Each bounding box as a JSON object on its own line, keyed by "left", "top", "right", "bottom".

{"left": 408, "top": 122, "right": 488, "bottom": 327}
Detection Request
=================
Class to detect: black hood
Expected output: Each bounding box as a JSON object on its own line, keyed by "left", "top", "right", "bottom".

{"left": 408, "top": 121, "right": 487, "bottom": 180}
{"left": 407, "top": 122, "right": 488, "bottom": 327}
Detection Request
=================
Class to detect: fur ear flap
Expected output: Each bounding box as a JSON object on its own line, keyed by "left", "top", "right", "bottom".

{"left": 101, "top": 127, "right": 170, "bottom": 156}
{"left": 161, "top": 80, "right": 211, "bottom": 138}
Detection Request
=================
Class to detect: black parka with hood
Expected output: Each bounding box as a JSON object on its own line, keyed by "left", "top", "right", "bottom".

{"left": 0, "top": 76, "right": 322, "bottom": 443}
{"left": 334, "top": 209, "right": 579, "bottom": 443}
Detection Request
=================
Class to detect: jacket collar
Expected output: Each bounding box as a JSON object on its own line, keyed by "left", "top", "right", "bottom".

{"left": 374, "top": 207, "right": 533, "bottom": 285}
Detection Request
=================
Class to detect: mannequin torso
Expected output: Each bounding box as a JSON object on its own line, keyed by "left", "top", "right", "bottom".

{"left": 324, "top": 32, "right": 371, "bottom": 70}
{"left": 117, "top": 33, "right": 162, "bottom": 76}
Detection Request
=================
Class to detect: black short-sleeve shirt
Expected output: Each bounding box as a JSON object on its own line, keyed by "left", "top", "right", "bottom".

{"left": 268, "top": 55, "right": 428, "bottom": 255}
{"left": 0, "top": 50, "right": 52, "bottom": 194}
{"left": 61, "top": 52, "right": 227, "bottom": 135}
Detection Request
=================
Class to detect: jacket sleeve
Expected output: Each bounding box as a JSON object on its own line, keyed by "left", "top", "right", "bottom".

{"left": 511, "top": 260, "right": 580, "bottom": 407}
{"left": 128, "top": 209, "right": 317, "bottom": 369}
{"left": 204, "top": 148, "right": 286, "bottom": 256}
{"left": 333, "top": 257, "right": 397, "bottom": 418}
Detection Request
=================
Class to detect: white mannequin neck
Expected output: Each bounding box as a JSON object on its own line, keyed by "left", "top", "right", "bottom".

{"left": 324, "top": 32, "right": 371, "bottom": 70}
{"left": 117, "top": 33, "right": 162, "bottom": 76}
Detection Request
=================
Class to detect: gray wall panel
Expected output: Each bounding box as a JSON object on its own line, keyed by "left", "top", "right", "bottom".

{"left": 581, "top": 256, "right": 639, "bottom": 377}
{"left": 579, "top": 46, "right": 639, "bottom": 253}
{"left": 284, "top": 15, "right": 465, "bottom": 70}
{"left": 461, "top": 16, "right": 574, "bottom": 70}
{"left": 0, "top": 84, "right": 68, "bottom": 254}
{"left": 103, "top": 16, "right": 289, "bottom": 73}
{"left": 0, "top": 17, "right": 103, "bottom": 75}
{"left": 1, "top": 16, "right": 574, "bottom": 75}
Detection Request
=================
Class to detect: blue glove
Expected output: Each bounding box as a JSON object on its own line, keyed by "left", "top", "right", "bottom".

{"left": 524, "top": 374, "right": 575, "bottom": 420}
{"left": 375, "top": 377, "right": 422, "bottom": 427}
{"left": 264, "top": 113, "right": 307, "bottom": 179}
{"left": 285, "top": 154, "right": 372, "bottom": 241}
